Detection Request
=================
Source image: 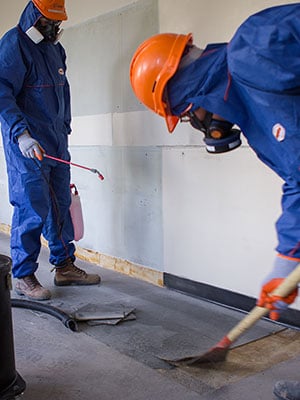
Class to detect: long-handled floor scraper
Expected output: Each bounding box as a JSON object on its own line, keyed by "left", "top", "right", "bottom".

{"left": 162, "top": 263, "right": 300, "bottom": 367}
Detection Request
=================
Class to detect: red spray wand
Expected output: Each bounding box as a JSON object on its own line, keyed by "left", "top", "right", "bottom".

{"left": 44, "top": 154, "right": 104, "bottom": 181}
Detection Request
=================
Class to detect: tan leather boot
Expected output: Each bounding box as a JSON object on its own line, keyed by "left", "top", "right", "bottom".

{"left": 15, "top": 274, "right": 51, "bottom": 301}
{"left": 54, "top": 258, "right": 101, "bottom": 286}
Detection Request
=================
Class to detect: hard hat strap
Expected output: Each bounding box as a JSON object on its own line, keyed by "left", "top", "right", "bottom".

{"left": 186, "top": 110, "right": 213, "bottom": 133}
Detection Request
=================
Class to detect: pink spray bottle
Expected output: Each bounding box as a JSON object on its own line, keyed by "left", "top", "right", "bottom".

{"left": 69, "top": 184, "right": 84, "bottom": 241}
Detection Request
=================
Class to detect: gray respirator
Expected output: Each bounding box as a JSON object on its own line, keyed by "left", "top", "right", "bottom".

{"left": 26, "top": 18, "right": 63, "bottom": 44}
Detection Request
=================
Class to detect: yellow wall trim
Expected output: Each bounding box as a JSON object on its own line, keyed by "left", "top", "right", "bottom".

{"left": 0, "top": 223, "right": 163, "bottom": 287}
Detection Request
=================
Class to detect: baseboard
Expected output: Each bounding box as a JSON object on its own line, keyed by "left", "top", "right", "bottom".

{"left": 164, "top": 272, "right": 300, "bottom": 329}
{"left": 0, "top": 223, "right": 163, "bottom": 288}
{"left": 75, "top": 246, "right": 163, "bottom": 287}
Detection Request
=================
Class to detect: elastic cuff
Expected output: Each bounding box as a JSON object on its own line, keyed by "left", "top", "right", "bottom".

{"left": 277, "top": 253, "right": 300, "bottom": 263}
{"left": 275, "top": 254, "right": 299, "bottom": 271}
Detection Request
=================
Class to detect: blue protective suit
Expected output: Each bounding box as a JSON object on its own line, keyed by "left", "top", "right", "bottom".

{"left": 0, "top": 1, "right": 75, "bottom": 278}
{"left": 168, "top": 4, "right": 300, "bottom": 259}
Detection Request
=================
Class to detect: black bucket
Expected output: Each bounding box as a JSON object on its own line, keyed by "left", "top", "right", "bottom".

{"left": 0, "top": 255, "right": 26, "bottom": 400}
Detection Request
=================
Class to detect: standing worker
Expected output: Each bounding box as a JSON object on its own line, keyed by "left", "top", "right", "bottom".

{"left": 0, "top": 0, "right": 100, "bottom": 301}
{"left": 130, "top": 4, "right": 300, "bottom": 399}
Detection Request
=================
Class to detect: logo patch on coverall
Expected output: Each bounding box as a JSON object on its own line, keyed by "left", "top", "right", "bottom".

{"left": 58, "top": 68, "right": 64, "bottom": 75}
{"left": 272, "top": 123, "right": 285, "bottom": 142}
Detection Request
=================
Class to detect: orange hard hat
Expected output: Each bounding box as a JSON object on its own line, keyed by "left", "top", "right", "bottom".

{"left": 130, "top": 33, "right": 193, "bottom": 133}
{"left": 32, "top": 0, "right": 67, "bottom": 21}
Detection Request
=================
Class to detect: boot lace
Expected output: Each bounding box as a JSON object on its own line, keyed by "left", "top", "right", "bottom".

{"left": 54, "top": 258, "right": 88, "bottom": 277}
{"left": 63, "top": 258, "right": 87, "bottom": 276}
{"left": 23, "top": 274, "right": 41, "bottom": 289}
{"left": 69, "top": 263, "right": 87, "bottom": 277}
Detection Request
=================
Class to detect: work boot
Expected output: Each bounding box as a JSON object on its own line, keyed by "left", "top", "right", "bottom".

{"left": 15, "top": 274, "right": 51, "bottom": 301}
{"left": 54, "top": 258, "right": 101, "bottom": 286}
{"left": 274, "top": 381, "right": 300, "bottom": 400}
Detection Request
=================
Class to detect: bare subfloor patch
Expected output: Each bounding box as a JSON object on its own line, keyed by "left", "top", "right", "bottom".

{"left": 160, "top": 328, "right": 300, "bottom": 395}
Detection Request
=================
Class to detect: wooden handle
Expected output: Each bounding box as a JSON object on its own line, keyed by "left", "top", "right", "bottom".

{"left": 227, "top": 263, "right": 300, "bottom": 343}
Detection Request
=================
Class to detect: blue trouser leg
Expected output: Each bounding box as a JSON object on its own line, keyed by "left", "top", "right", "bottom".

{"left": 9, "top": 157, "right": 75, "bottom": 278}
{"left": 9, "top": 161, "right": 50, "bottom": 278}
{"left": 42, "top": 161, "right": 75, "bottom": 265}
{"left": 11, "top": 205, "right": 43, "bottom": 278}
{"left": 276, "top": 181, "right": 300, "bottom": 259}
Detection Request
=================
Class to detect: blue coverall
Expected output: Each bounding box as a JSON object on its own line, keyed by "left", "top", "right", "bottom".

{"left": 168, "top": 4, "right": 300, "bottom": 260}
{"left": 0, "top": 1, "right": 75, "bottom": 278}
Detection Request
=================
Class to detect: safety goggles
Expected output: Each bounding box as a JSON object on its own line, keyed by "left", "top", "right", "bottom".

{"left": 38, "top": 17, "right": 62, "bottom": 28}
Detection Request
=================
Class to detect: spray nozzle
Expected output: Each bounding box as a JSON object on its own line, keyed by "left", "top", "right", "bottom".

{"left": 43, "top": 154, "right": 105, "bottom": 181}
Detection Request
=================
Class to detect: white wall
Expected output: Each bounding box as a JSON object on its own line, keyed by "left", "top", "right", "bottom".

{"left": 0, "top": 0, "right": 298, "bottom": 307}
{"left": 158, "top": 0, "right": 295, "bottom": 46}
{"left": 163, "top": 145, "right": 282, "bottom": 297}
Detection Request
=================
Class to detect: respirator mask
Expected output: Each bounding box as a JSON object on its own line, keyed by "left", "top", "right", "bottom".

{"left": 35, "top": 17, "right": 62, "bottom": 42}
{"left": 181, "top": 111, "right": 242, "bottom": 154}
{"left": 26, "top": 17, "right": 63, "bottom": 44}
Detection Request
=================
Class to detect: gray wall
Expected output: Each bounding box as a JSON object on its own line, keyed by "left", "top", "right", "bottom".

{"left": 62, "top": 0, "right": 157, "bottom": 116}
{"left": 62, "top": 0, "right": 163, "bottom": 270}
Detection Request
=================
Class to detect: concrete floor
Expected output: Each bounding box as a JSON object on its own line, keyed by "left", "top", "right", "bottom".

{"left": 1, "top": 231, "right": 300, "bottom": 400}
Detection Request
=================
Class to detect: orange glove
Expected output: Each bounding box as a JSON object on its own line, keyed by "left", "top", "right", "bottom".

{"left": 257, "top": 277, "right": 298, "bottom": 320}
{"left": 257, "top": 256, "right": 299, "bottom": 320}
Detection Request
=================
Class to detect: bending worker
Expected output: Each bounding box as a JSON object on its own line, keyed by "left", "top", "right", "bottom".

{"left": 130, "top": 4, "right": 300, "bottom": 400}
{"left": 0, "top": 0, "right": 100, "bottom": 301}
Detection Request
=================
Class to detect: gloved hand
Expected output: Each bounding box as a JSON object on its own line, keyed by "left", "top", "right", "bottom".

{"left": 257, "top": 256, "right": 299, "bottom": 320}
{"left": 17, "top": 130, "right": 45, "bottom": 161}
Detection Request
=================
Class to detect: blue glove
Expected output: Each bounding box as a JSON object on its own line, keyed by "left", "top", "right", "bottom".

{"left": 18, "top": 130, "right": 44, "bottom": 160}
{"left": 257, "top": 256, "right": 299, "bottom": 320}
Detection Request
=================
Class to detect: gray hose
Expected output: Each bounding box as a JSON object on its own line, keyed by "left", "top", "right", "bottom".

{"left": 11, "top": 298, "right": 78, "bottom": 332}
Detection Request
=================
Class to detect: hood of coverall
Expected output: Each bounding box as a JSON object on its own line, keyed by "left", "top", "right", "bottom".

{"left": 168, "top": 43, "right": 245, "bottom": 126}
{"left": 167, "top": 3, "right": 300, "bottom": 185}
{"left": 18, "top": 1, "right": 44, "bottom": 34}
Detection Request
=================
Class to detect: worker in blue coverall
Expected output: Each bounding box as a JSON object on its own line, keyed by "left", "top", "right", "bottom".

{"left": 0, "top": 0, "right": 100, "bottom": 301}
{"left": 130, "top": 4, "right": 300, "bottom": 399}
